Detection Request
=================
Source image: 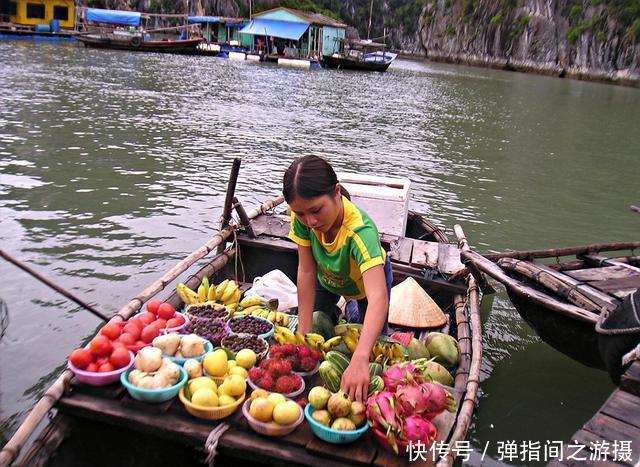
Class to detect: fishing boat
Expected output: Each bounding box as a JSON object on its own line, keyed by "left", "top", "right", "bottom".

{"left": 323, "top": 39, "right": 397, "bottom": 72}
{"left": 1, "top": 162, "right": 482, "bottom": 467}
{"left": 461, "top": 242, "right": 640, "bottom": 381}
{"left": 73, "top": 8, "right": 202, "bottom": 54}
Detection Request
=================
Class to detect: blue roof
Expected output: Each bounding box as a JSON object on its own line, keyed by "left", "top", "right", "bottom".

{"left": 86, "top": 8, "right": 141, "bottom": 26}
{"left": 188, "top": 16, "right": 221, "bottom": 24}
{"left": 239, "top": 19, "right": 308, "bottom": 40}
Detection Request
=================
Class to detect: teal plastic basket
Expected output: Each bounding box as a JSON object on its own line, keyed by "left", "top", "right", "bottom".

{"left": 304, "top": 404, "right": 368, "bottom": 444}
{"left": 121, "top": 365, "right": 187, "bottom": 403}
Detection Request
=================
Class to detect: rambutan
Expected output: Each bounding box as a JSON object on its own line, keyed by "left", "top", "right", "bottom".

{"left": 275, "top": 375, "right": 301, "bottom": 394}
{"left": 281, "top": 343, "right": 296, "bottom": 355}
{"left": 297, "top": 345, "right": 312, "bottom": 359}
{"left": 309, "top": 349, "right": 322, "bottom": 361}
{"left": 256, "top": 374, "right": 275, "bottom": 391}
{"left": 300, "top": 357, "right": 316, "bottom": 372}
{"left": 248, "top": 367, "right": 264, "bottom": 381}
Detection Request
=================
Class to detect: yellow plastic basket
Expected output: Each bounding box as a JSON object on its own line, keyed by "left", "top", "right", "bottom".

{"left": 178, "top": 387, "right": 245, "bottom": 420}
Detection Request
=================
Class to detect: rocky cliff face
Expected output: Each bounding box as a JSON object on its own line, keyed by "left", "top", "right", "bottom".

{"left": 417, "top": 0, "right": 639, "bottom": 85}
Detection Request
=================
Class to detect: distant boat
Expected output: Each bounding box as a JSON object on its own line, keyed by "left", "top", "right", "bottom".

{"left": 76, "top": 33, "right": 202, "bottom": 54}
{"left": 323, "top": 39, "right": 397, "bottom": 72}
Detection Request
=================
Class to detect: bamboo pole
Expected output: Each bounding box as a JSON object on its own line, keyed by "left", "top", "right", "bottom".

{"left": 461, "top": 250, "right": 598, "bottom": 324}
{"left": 483, "top": 242, "right": 640, "bottom": 262}
{"left": 0, "top": 196, "right": 284, "bottom": 466}
{"left": 233, "top": 197, "right": 256, "bottom": 239}
{"left": 438, "top": 225, "right": 483, "bottom": 467}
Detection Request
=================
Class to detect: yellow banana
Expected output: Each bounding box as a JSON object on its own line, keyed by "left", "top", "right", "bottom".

{"left": 294, "top": 331, "right": 306, "bottom": 345}
{"left": 323, "top": 336, "right": 342, "bottom": 351}
{"left": 220, "top": 281, "right": 238, "bottom": 304}
{"left": 197, "top": 284, "right": 207, "bottom": 302}
{"left": 223, "top": 288, "right": 241, "bottom": 306}
{"left": 243, "top": 305, "right": 263, "bottom": 315}
{"left": 207, "top": 283, "right": 217, "bottom": 301}
{"left": 305, "top": 333, "right": 325, "bottom": 346}
{"left": 240, "top": 296, "right": 266, "bottom": 308}
{"left": 259, "top": 309, "right": 270, "bottom": 319}
{"left": 201, "top": 277, "right": 210, "bottom": 298}
{"left": 281, "top": 314, "right": 290, "bottom": 326}
{"left": 275, "top": 326, "right": 296, "bottom": 343}
{"left": 176, "top": 283, "right": 200, "bottom": 305}
{"left": 267, "top": 311, "right": 277, "bottom": 323}
{"left": 344, "top": 335, "right": 358, "bottom": 353}
{"left": 215, "top": 279, "right": 230, "bottom": 300}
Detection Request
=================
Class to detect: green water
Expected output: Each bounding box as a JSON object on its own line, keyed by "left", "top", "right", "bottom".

{"left": 1, "top": 41, "right": 638, "bottom": 464}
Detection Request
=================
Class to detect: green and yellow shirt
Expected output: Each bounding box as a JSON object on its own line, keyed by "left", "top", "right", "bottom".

{"left": 288, "top": 196, "right": 386, "bottom": 300}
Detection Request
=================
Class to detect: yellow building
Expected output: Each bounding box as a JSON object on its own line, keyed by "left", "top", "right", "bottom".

{"left": 2, "top": 0, "right": 75, "bottom": 29}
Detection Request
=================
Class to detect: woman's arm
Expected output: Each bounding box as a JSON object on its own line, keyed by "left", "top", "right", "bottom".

{"left": 340, "top": 264, "right": 388, "bottom": 402}
{"left": 296, "top": 245, "right": 317, "bottom": 334}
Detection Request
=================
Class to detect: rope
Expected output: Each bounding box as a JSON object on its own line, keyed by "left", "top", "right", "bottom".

{"left": 0, "top": 297, "right": 8, "bottom": 342}
{"left": 205, "top": 423, "right": 230, "bottom": 466}
{"left": 622, "top": 342, "right": 640, "bottom": 366}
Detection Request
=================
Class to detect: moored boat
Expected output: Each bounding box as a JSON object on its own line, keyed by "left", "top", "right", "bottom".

{"left": 462, "top": 242, "right": 640, "bottom": 381}
{"left": 323, "top": 40, "right": 397, "bottom": 72}
{"left": 1, "top": 166, "right": 482, "bottom": 467}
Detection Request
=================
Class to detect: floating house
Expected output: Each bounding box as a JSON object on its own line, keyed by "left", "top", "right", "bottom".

{"left": 0, "top": 0, "right": 75, "bottom": 39}
{"left": 187, "top": 15, "right": 250, "bottom": 58}
{"left": 239, "top": 7, "right": 347, "bottom": 68}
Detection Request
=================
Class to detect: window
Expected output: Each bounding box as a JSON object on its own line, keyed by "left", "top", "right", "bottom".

{"left": 53, "top": 5, "right": 68, "bottom": 20}
{"left": 26, "top": 3, "right": 45, "bottom": 18}
{"left": 9, "top": 1, "right": 16, "bottom": 15}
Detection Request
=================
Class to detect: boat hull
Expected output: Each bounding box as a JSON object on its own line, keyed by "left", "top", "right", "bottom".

{"left": 75, "top": 35, "right": 202, "bottom": 54}
{"left": 322, "top": 54, "right": 392, "bottom": 72}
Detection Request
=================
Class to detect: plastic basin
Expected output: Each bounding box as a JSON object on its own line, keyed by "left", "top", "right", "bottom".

{"left": 242, "top": 398, "right": 303, "bottom": 436}
{"left": 304, "top": 404, "right": 368, "bottom": 444}
{"left": 164, "top": 335, "right": 213, "bottom": 365}
{"left": 120, "top": 365, "right": 187, "bottom": 403}
{"left": 68, "top": 351, "right": 134, "bottom": 386}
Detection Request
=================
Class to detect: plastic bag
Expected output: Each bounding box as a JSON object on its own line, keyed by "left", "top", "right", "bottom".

{"left": 245, "top": 269, "right": 298, "bottom": 311}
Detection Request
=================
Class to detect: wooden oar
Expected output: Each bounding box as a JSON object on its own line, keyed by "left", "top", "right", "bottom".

{"left": 0, "top": 249, "right": 110, "bottom": 322}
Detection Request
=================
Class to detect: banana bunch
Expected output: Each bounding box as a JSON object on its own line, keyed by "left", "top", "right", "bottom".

{"left": 176, "top": 278, "right": 242, "bottom": 312}
{"left": 343, "top": 326, "right": 362, "bottom": 354}
{"left": 370, "top": 338, "right": 407, "bottom": 367}
{"left": 236, "top": 302, "right": 290, "bottom": 326}
{"left": 176, "top": 283, "right": 201, "bottom": 306}
{"left": 273, "top": 325, "right": 297, "bottom": 345}
{"left": 210, "top": 279, "right": 241, "bottom": 306}
{"left": 272, "top": 327, "right": 343, "bottom": 357}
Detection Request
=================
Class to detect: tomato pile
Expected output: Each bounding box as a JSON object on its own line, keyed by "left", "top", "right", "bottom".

{"left": 68, "top": 300, "right": 184, "bottom": 373}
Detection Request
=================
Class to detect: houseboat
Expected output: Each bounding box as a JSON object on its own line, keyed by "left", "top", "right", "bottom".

{"left": 188, "top": 15, "right": 250, "bottom": 59}
{"left": 0, "top": 0, "right": 75, "bottom": 41}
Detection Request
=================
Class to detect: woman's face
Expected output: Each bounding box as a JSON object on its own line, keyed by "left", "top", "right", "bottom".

{"left": 288, "top": 188, "right": 342, "bottom": 233}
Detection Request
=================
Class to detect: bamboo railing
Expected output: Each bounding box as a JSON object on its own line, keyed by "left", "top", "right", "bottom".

{"left": 0, "top": 195, "right": 284, "bottom": 467}
{"left": 483, "top": 242, "right": 640, "bottom": 262}
{"left": 437, "top": 225, "right": 482, "bottom": 467}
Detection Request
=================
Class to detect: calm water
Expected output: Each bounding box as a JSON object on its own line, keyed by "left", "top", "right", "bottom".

{"left": 1, "top": 41, "right": 639, "bottom": 464}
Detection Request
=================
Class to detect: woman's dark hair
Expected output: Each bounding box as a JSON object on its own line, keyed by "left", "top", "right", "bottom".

{"left": 283, "top": 155, "right": 350, "bottom": 202}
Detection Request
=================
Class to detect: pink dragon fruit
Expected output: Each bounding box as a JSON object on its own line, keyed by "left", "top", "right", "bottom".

{"left": 421, "top": 382, "right": 457, "bottom": 418}
{"left": 366, "top": 391, "right": 402, "bottom": 453}
{"left": 382, "top": 363, "right": 424, "bottom": 392}
{"left": 396, "top": 382, "right": 431, "bottom": 415}
{"left": 400, "top": 415, "right": 438, "bottom": 446}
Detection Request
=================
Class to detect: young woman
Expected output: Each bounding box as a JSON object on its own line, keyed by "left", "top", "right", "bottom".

{"left": 283, "top": 155, "right": 393, "bottom": 402}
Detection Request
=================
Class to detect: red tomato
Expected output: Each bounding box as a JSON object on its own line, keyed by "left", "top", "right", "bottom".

{"left": 153, "top": 318, "right": 167, "bottom": 329}
{"left": 109, "top": 347, "right": 131, "bottom": 369}
{"left": 146, "top": 300, "right": 162, "bottom": 315}
{"left": 95, "top": 357, "right": 109, "bottom": 367}
{"left": 134, "top": 340, "right": 147, "bottom": 347}
{"left": 111, "top": 341, "right": 127, "bottom": 350}
{"left": 140, "top": 324, "right": 160, "bottom": 343}
{"left": 166, "top": 317, "right": 183, "bottom": 329}
{"left": 118, "top": 333, "right": 136, "bottom": 345}
{"left": 86, "top": 362, "right": 99, "bottom": 372}
{"left": 138, "top": 312, "right": 156, "bottom": 325}
{"left": 90, "top": 335, "right": 112, "bottom": 358}
{"left": 123, "top": 323, "right": 141, "bottom": 340}
{"left": 157, "top": 303, "right": 176, "bottom": 320}
{"left": 98, "top": 362, "right": 115, "bottom": 372}
{"left": 69, "top": 348, "right": 93, "bottom": 369}
{"left": 100, "top": 323, "right": 122, "bottom": 340}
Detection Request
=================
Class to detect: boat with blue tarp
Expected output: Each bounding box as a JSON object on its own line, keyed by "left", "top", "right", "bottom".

{"left": 74, "top": 7, "right": 202, "bottom": 54}
{"left": 188, "top": 15, "right": 250, "bottom": 59}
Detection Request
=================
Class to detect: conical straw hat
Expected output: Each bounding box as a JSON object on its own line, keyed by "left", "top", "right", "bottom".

{"left": 388, "top": 277, "right": 447, "bottom": 328}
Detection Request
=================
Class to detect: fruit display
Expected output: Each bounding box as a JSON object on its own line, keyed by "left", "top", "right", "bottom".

{"left": 318, "top": 351, "right": 384, "bottom": 395}
{"left": 424, "top": 332, "right": 461, "bottom": 369}
{"left": 367, "top": 362, "right": 457, "bottom": 454}
{"left": 236, "top": 298, "right": 291, "bottom": 327}
{"left": 390, "top": 331, "right": 430, "bottom": 360}
{"left": 309, "top": 386, "right": 367, "bottom": 431}
{"left": 127, "top": 348, "right": 182, "bottom": 390}
{"left": 228, "top": 315, "right": 274, "bottom": 336}
{"left": 68, "top": 335, "right": 133, "bottom": 374}
{"left": 222, "top": 334, "right": 268, "bottom": 357}
{"left": 152, "top": 333, "right": 209, "bottom": 360}
{"left": 248, "top": 358, "right": 304, "bottom": 396}
{"left": 243, "top": 390, "right": 304, "bottom": 436}
{"left": 185, "top": 316, "right": 230, "bottom": 347}
{"left": 176, "top": 279, "right": 241, "bottom": 313}
{"left": 202, "top": 348, "right": 255, "bottom": 379}
{"left": 269, "top": 344, "right": 322, "bottom": 374}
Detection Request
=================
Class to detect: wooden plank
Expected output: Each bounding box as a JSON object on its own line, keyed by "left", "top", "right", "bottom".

{"left": 305, "top": 430, "right": 378, "bottom": 465}
{"left": 600, "top": 389, "right": 640, "bottom": 430}
{"left": 584, "top": 413, "right": 640, "bottom": 447}
{"left": 381, "top": 233, "right": 414, "bottom": 265}
{"left": 437, "top": 243, "right": 464, "bottom": 276}
{"left": 566, "top": 266, "right": 637, "bottom": 282}
{"left": 248, "top": 214, "right": 291, "bottom": 239}
{"left": 612, "top": 289, "right": 637, "bottom": 299}
{"left": 410, "top": 241, "right": 439, "bottom": 269}
{"left": 120, "top": 393, "right": 175, "bottom": 414}
{"left": 238, "top": 235, "right": 297, "bottom": 254}
{"left": 70, "top": 379, "right": 126, "bottom": 400}
{"left": 591, "top": 276, "right": 640, "bottom": 295}
{"left": 570, "top": 429, "right": 635, "bottom": 466}
{"left": 620, "top": 362, "right": 640, "bottom": 398}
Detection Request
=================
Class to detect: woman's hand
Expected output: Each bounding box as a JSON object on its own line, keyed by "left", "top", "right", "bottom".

{"left": 340, "top": 354, "right": 370, "bottom": 403}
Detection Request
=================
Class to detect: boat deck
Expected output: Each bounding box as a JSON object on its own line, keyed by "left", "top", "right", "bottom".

{"left": 550, "top": 361, "right": 640, "bottom": 466}
{"left": 563, "top": 263, "right": 640, "bottom": 300}
{"left": 48, "top": 370, "right": 462, "bottom": 466}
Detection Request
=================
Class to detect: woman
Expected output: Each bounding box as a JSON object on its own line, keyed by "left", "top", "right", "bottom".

{"left": 283, "top": 155, "right": 393, "bottom": 402}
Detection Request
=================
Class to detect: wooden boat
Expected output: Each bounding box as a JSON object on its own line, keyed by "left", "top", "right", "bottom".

{"left": 1, "top": 167, "right": 482, "bottom": 467}
{"left": 462, "top": 242, "right": 640, "bottom": 381}
{"left": 323, "top": 40, "right": 397, "bottom": 72}
{"left": 75, "top": 33, "right": 202, "bottom": 54}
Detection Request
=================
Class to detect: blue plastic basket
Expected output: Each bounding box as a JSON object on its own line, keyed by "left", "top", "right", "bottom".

{"left": 165, "top": 336, "right": 213, "bottom": 366}
{"left": 228, "top": 315, "right": 274, "bottom": 340}
{"left": 304, "top": 404, "right": 369, "bottom": 444}
{"left": 121, "top": 365, "right": 187, "bottom": 403}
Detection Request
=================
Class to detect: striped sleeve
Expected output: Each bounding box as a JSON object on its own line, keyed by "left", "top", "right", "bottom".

{"left": 288, "top": 212, "right": 311, "bottom": 247}
{"left": 349, "top": 225, "right": 384, "bottom": 273}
